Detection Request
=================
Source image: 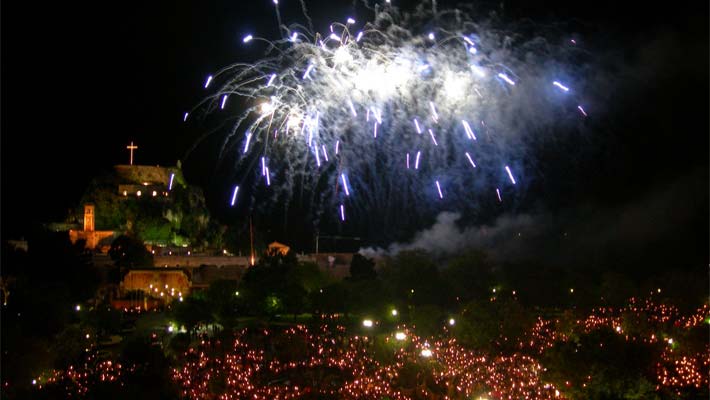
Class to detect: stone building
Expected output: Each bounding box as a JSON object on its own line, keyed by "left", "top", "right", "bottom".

{"left": 68, "top": 204, "right": 117, "bottom": 252}
{"left": 120, "top": 268, "right": 191, "bottom": 302}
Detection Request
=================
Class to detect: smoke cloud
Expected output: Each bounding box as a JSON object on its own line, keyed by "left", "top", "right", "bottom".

{"left": 361, "top": 169, "right": 707, "bottom": 270}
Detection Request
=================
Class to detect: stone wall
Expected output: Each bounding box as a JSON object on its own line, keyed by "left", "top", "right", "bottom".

{"left": 121, "top": 269, "right": 190, "bottom": 299}
{"left": 153, "top": 255, "right": 250, "bottom": 268}
{"left": 114, "top": 165, "right": 173, "bottom": 185}
{"left": 191, "top": 265, "right": 247, "bottom": 288}
{"left": 69, "top": 229, "right": 117, "bottom": 252}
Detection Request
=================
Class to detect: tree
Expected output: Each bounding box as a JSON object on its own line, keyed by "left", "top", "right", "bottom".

{"left": 349, "top": 254, "right": 377, "bottom": 281}
{"left": 441, "top": 250, "right": 493, "bottom": 303}
{"left": 108, "top": 235, "right": 153, "bottom": 268}
{"left": 77, "top": 174, "right": 126, "bottom": 230}
{"left": 241, "top": 248, "right": 301, "bottom": 315}
{"left": 380, "top": 250, "right": 449, "bottom": 307}
{"left": 542, "top": 329, "right": 661, "bottom": 400}
{"left": 171, "top": 295, "right": 213, "bottom": 335}
{"left": 167, "top": 333, "right": 191, "bottom": 358}
{"left": 52, "top": 325, "right": 92, "bottom": 369}
{"left": 409, "top": 304, "right": 446, "bottom": 337}
{"left": 135, "top": 216, "right": 172, "bottom": 245}
{"left": 117, "top": 336, "right": 179, "bottom": 398}
{"left": 87, "top": 304, "right": 121, "bottom": 336}
{"left": 455, "top": 298, "right": 534, "bottom": 352}
{"left": 205, "top": 280, "right": 239, "bottom": 328}
{"left": 310, "top": 282, "right": 351, "bottom": 316}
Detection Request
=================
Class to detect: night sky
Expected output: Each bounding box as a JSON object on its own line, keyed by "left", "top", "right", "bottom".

{"left": 2, "top": 1, "right": 707, "bottom": 268}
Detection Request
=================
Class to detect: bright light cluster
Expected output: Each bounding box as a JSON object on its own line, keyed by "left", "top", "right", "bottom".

{"left": 32, "top": 299, "right": 709, "bottom": 399}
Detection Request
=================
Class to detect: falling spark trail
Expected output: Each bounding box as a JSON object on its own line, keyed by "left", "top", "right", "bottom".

{"left": 265, "top": 167, "right": 271, "bottom": 186}
{"left": 414, "top": 119, "right": 422, "bottom": 134}
{"left": 428, "top": 129, "right": 438, "bottom": 146}
{"left": 373, "top": 122, "right": 378, "bottom": 138}
{"left": 322, "top": 145, "right": 329, "bottom": 161}
{"left": 230, "top": 186, "right": 239, "bottom": 206}
{"left": 552, "top": 81, "right": 570, "bottom": 92}
{"left": 415, "top": 151, "right": 421, "bottom": 169}
{"left": 429, "top": 102, "right": 439, "bottom": 122}
{"left": 243, "top": 132, "right": 252, "bottom": 153}
{"left": 183, "top": 112, "right": 189, "bottom": 122}
{"left": 505, "top": 165, "right": 517, "bottom": 184}
{"left": 347, "top": 100, "right": 357, "bottom": 116}
{"left": 462, "top": 120, "right": 476, "bottom": 140}
{"left": 435, "top": 180, "right": 443, "bottom": 198}
{"left": 496, "top": 188, "right": 502, "bottom": 202}
{"left": 465, "top": 152, "right": 476, "bottom": 168}
{"left": 577, "top": 105, "right": 588, "bottom": 117}
{"left": 204, "top": 75, "right": 213, "bottom": 88}
{"left": 303, "top": 64, "right": 314, "bottom": 79}
{"left": 267, "top": 74, "right": 276, "bottom": 86}
{"left": 169, "top": 173, "right": 175, "bottom": 190}
{"left": 335, "top": 140, "right": 340, "bottom": 154}
{"left": 340, "top": 204, "right": 345, "bottom": 221}
{"left": 406, "top": 153, "right": 410, "bottom": 169}
{"left": 371, "top": 107, "right": 382, "bottom": 124}
{"left": 243, "top": 34, "right": 253, "bottom": 43}
{"left": 498, "top": 73, "right": 515, "bottom": 85}
{"left": 471, "top": 65, "right": 485, "bottom": 77}
{"left": 221, "top": 95, "right": 228, "bottom": 109}
{"left": 356, "top": 31, "right": 363, "bottom": 42}
{"left": 314, "top": 146, "right": 321, "bottom": 167}
{"left": 261, "top": 157, "right": 266, "bottom": 176}
{"left": 341, "top": 174, "right": 350, "bottom": 196}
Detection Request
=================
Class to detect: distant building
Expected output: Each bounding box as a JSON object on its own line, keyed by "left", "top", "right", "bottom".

{"left": 121, "top": 268, "right": 190, "bottom": 302}
{"left": 7, "top": 239, "right": 28, "bottom": 252}
{"left": 69, "top": 161, "right": 184, "bottom": 251}
{"left": 114, "top": 164, "right": 177, "bottom": 199}
{"left": 267, "top": 241, "right": 290, "bottom": 255}
{"left": 69, "top": 204, "right": 117, "bottom": 252}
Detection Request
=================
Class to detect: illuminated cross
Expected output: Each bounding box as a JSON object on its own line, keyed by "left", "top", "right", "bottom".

{"left": 126, "top": 141, "right": 138, "bottom": 165}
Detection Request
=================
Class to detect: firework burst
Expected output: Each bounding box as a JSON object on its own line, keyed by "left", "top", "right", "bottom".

{"left": 193, "top": 1, "right": 590, "bottom": 238}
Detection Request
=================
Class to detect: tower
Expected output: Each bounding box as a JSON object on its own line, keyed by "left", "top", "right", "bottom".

{"left": 84, "top": 204, "right": 95, "bottom": 232}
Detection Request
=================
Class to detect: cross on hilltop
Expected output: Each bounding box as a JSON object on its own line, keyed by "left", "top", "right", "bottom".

{"left": 126, "top": 141, "right": 138, "bottom": 165}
